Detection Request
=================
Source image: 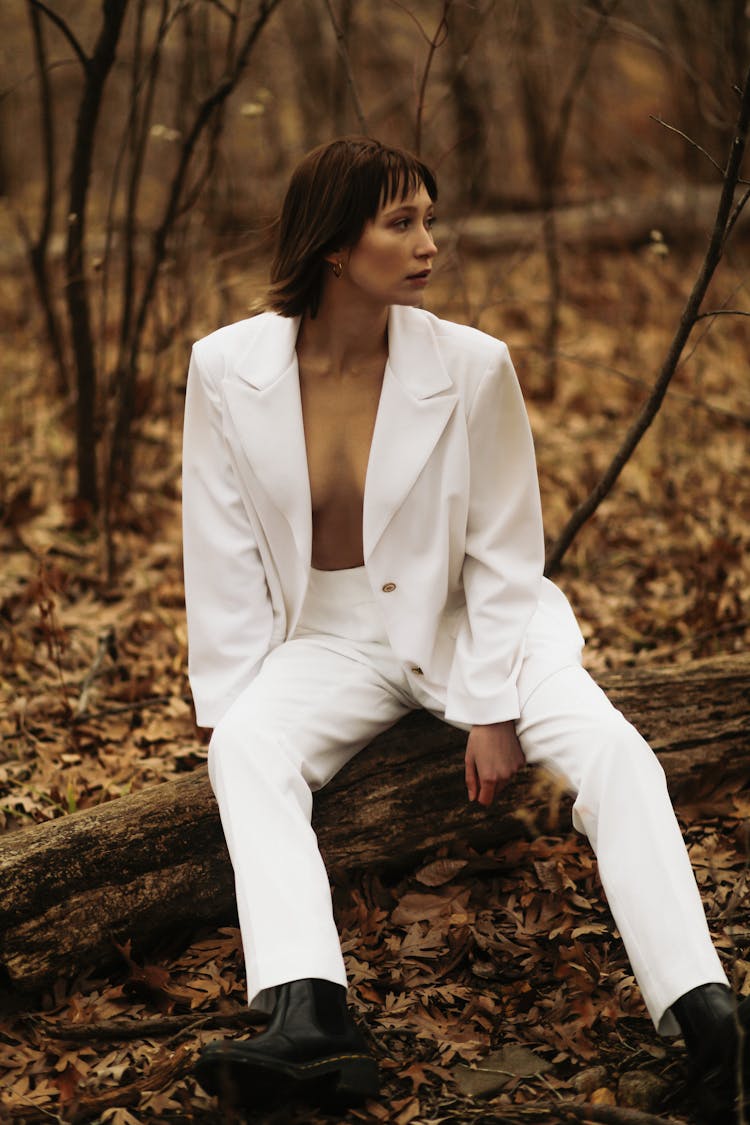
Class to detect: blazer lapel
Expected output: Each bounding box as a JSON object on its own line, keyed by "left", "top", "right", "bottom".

{"left": 221, "top": 314, "right": 312, "bottom": 576}
{"left": 364, "top": 306, "right": 458, "bottom": 560}
{"left": 220, "top": 307, "right": 457, "bottom": 583}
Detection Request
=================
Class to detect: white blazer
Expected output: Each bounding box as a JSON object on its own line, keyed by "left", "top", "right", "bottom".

{"left": 182, "top": 305, "right": 583, "bottom": 729}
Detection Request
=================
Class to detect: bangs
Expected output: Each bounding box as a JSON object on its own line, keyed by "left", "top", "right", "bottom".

{"left": 378, "top": 151, "right": 438, "bottom": 207}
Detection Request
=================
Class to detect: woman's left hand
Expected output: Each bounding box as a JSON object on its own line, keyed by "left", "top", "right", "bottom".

{"left": 465, "top": 720, "right": 525, "bottom": 807}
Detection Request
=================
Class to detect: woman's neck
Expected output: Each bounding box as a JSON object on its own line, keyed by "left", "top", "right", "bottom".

{"left": 297, "top": 288, "right": 388, "bottom": 375}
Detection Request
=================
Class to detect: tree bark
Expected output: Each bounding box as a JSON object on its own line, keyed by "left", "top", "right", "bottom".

{"left": 0, "top": 654, "right": 747, "bottom": 993}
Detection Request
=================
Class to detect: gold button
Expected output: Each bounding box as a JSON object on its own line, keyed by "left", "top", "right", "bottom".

{"left": 410, "top": 666, "right": 423, "bottom": 675}
{"left": 382, "top": 582, "right": 397, "bottom": 593}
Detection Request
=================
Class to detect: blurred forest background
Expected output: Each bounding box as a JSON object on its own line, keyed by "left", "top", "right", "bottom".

{"left": 0, "top": 1, "right": 749, "bottom": 1122}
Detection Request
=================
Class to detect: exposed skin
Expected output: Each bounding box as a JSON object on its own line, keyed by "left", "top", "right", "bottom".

{"left": 296, "top": 183, "right": 524, "bottom": 807}
{"left": 296, "top": 184, "right": 438, "bottom": 571}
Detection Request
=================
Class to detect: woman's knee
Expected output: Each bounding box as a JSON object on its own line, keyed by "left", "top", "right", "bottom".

{"left": 576, "top": 711, "right": 667, "bottom": 809}
{"left": 208, "top": 701, "right": 292, "bottom": 788}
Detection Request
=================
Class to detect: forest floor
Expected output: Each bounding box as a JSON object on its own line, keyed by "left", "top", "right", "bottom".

{"left": 0, "top": 232, "right": 749, "bottom": 1124}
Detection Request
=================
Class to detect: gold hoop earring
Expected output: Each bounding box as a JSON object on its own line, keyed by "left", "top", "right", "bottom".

{"left": 332, "top": 260, "right": 343, "bottom": 278}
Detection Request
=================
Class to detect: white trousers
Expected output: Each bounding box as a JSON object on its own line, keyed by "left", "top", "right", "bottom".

{"left": 208, "top": 567, "right": 727, "bottom": 1035}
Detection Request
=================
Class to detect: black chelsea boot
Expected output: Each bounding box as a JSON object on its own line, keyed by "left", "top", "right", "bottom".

{"left": 671, "top": 982, "right": 750, "bottom": 1123}
{"left": 193, "top": 977, "right": 379, "bottom": 1111}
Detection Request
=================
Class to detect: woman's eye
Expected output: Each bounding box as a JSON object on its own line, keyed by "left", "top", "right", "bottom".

{"left": 392, "top": 215, "right": 436, "bottom": 231}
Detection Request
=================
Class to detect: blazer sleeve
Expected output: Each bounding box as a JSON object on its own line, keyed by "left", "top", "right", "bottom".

{"left": 444, "top": 343, "right": 544, "bottom": 725}
{"left": 182, "top": 344, "right": 274, "bottom": 728}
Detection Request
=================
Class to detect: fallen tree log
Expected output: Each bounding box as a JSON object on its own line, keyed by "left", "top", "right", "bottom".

{"left": 0, "top": 653, "right": 748, "bottom": 993}
{"left": 451, "top": 185, "right": 750, "bottom": 255}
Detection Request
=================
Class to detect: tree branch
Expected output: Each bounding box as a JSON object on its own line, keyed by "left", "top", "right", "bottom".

{"left": 545, "top": 64, "right": 750, "bottom": 577}
{"left": 321, "top": 0, "right": 368, "bottom": 133}
{"left": 725, "top": 183, "right": 750, "bottom": 242}
{"left": 551, "top": 0, "right": 618, "bottom": 177}
{"left": 650, "top": 113, "right": 724, "bottom": 176}
{"left": 29, "top": 0, "right": 89, "bottom": 72}
{"left": 388, "top": 0, "right": 434, "bottom": 45}
{"left": 414, "top": 0, "right": 453, "bottom": 155}
{"left": 514, "top": 343, "right": 750, "bottom": 427}
{"left": 694, "top": 308, "right": 750, "bottom": 320}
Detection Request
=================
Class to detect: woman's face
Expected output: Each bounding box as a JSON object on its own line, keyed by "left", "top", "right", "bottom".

{"left": 339, "top": 183, "right": 437, "bottom": 309}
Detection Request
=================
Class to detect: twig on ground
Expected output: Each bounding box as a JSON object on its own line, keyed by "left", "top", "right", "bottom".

{"left": 639, "top": 619, "right": 750, "bottom": 662}
{"left": 74, "top": 627, "right": 117, "bottom": 717}
{"left": 32, "top": 1008, "right": 262, "bottom": 1042}
{"left": 0, "top": 692, "right": 194, "bottom": 742}
{"left": 70, "top": 693, "right": 192, "bottom": 724}
{"left": 465, "top": 1103, "right": 685, "bottom": 1123}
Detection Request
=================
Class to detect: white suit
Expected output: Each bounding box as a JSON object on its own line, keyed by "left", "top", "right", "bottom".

{"left": 182, "top": 306, "right": 726, "bottom": 1030}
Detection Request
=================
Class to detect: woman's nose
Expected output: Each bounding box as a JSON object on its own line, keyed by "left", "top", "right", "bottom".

{"left": 418, "top": 229, "right": 438, "bottom": 257}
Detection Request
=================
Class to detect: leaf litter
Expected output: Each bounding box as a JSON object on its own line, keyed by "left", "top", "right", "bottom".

{"left": 0, "top": 245, "right": 749, "bottom": 1122}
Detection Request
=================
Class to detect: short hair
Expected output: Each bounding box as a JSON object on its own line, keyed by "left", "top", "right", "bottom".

{"left": 267, "top": 137, "right": 437, "bottom": 318}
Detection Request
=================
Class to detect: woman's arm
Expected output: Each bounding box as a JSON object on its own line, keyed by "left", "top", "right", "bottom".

{"left": 182, "top": 344, "right": 274, "bottom": 728}
{"left": 445, "top": 343, "right": 545, "bottom": 727}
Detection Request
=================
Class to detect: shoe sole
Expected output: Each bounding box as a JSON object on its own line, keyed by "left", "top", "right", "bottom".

{"left": 194, "top": 1043, "right": 380, "bottom": 1110}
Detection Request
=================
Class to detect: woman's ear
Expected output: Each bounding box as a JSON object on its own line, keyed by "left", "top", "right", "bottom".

{"left": 324, "top": 250, "right": 346, "bottom": 278}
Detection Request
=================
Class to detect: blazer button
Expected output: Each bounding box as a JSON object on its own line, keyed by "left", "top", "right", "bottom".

{"left": 382, "top": 582, "right": 397, "bottom": 593}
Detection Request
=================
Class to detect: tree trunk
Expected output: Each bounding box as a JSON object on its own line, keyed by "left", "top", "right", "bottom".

{"left": 0, "top": 654, "right": 747, "bottom": 993}
{"left": 67, "top": 0, "right": 129, "bottom": 515}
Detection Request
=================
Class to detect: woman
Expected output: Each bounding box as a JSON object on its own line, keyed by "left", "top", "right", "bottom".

{"left": 183, "top": 137, "right": 744, "bottom": 1118}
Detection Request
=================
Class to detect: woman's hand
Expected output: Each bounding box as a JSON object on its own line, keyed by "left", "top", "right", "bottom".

{"left": 465, "top": 720, "right": 525, "bottom": 807}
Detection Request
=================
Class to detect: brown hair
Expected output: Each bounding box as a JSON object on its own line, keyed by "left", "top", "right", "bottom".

{"left": 267, "top": 137, "right": 437, "bottom": 318}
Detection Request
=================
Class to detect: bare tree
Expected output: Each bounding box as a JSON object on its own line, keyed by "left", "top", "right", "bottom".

{"left": 331, "top": 0, "right": 355, "bottom": 135}
{"left": 281, "top": 1, "right": 333, "bottom": 147}
{"left": 22, "top": 0, "right": 282, "bottom": 529}
{"left": 447, "top": 0, "right": 493, "bottom": 207}
{"left": 322, "top": 0, "right": 368, "bottom": 133}
{"left": 515, "top": 0, "right": 617, "bottom": 400}
{"left": 545, "top": 66, "right": 750, "bottom": 576}
{"left": 108, "top": 0, "right": 284, "bottom": 512}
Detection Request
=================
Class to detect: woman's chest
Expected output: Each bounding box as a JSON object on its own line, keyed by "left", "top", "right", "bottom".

{"left": 299, "top": 370, "right": 383, "bottom": 511}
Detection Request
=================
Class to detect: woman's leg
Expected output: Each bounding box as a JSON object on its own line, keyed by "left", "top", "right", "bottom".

{"left": 209, "top": 630, "right": 413, "bottom": 1010}
{"left": 514, "top": 660, "right": 728, "bottom": 1033}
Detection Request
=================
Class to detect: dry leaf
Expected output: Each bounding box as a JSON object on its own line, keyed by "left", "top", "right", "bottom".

{"left": 415, "top": 859, "right": 469, "bottom": 887}
{"left": 454, "top": 1044, "right": 553, "bottom": 1098}
{"left": 391, "top": 889, "right": 471, "bottom": 925}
